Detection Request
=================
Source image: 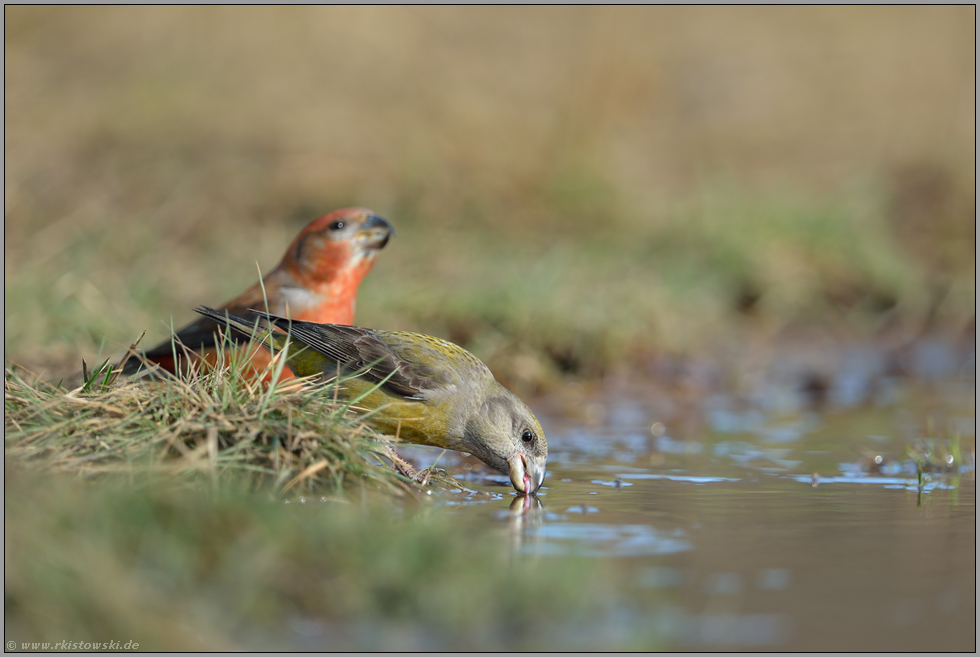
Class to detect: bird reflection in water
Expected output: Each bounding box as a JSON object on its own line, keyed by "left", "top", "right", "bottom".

{"left": 505, "top": 493, "right": 543, "bottom": 556}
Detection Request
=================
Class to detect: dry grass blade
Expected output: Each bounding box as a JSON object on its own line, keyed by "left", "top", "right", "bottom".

{"left": 59, "top": 395, "right": 127, "bottom": 418}
{"left": 113, "top": 330, "right": 147, "bottom": 374}
{"left": 282, "top": 459, "right": 330, "bottom": 493}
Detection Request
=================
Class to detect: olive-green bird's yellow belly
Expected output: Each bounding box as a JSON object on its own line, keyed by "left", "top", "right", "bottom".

{"left": 333, "top": 378, "right": 457, "bottom": 451}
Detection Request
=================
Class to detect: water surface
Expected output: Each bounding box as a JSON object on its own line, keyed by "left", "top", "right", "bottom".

{"left": 405, "top": 363, "right": 975, "bottom": 650}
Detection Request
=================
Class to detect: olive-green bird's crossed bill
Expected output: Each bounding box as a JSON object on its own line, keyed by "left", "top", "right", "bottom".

{"left": 193, "top": 306, "right": 548, "bottom": 494}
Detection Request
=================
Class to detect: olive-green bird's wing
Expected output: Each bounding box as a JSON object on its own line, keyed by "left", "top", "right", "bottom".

{"left": 255, "top": 311, "right": 492, "bottom": 400}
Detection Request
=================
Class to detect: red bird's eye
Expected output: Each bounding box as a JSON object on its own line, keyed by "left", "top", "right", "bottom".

{"left": 328, "top": 220, "right": 345, "bottom": 231}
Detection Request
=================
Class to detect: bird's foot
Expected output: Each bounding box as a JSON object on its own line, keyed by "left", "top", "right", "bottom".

{"left": 381, "top": 445, "right": 450, "bottom": 487}
{"left": 382, "top": 445, "right": 424, "bottom": 483}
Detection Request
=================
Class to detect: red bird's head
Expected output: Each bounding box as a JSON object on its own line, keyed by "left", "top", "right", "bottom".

{"left": 282, "top": 207, "right": 394, "bottom": 287}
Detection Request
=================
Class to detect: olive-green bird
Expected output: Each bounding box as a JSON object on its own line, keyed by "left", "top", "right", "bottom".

{"left": 193, "top": 306, "right": 548, "bottom": 494}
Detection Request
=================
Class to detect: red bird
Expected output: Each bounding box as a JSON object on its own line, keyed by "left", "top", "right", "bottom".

{"left": 122, "top": 207, "right": 394, "bottom": 380}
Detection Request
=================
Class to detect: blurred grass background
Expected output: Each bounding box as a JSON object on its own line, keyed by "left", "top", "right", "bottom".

{"left": 5, "top": 6, "right": 975, "bottom": 387}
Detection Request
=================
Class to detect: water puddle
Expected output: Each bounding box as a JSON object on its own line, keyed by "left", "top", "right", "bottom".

{"left": 409, "top": 343, "right": 976, "bottom": 650}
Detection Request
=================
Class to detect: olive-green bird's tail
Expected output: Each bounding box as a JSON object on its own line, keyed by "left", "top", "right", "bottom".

{"left": 192, "top": 306, "right": 289, "bottom": 353}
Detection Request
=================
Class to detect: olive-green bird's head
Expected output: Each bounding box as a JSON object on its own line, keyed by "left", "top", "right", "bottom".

{"left": 458, "top": 384, "right": 548, "bottom": 495}
{"left": 193, "top": 306, "right": 548, "bottom": 494}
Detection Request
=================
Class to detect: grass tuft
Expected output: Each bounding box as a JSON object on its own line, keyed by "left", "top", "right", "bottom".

{"left": 4, "top": 338, "right": 414, "bottom": 498}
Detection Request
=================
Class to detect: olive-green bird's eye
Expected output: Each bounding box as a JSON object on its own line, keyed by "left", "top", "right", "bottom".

{"left": 521, "top": 429, "right": 535, "bottom": 444}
